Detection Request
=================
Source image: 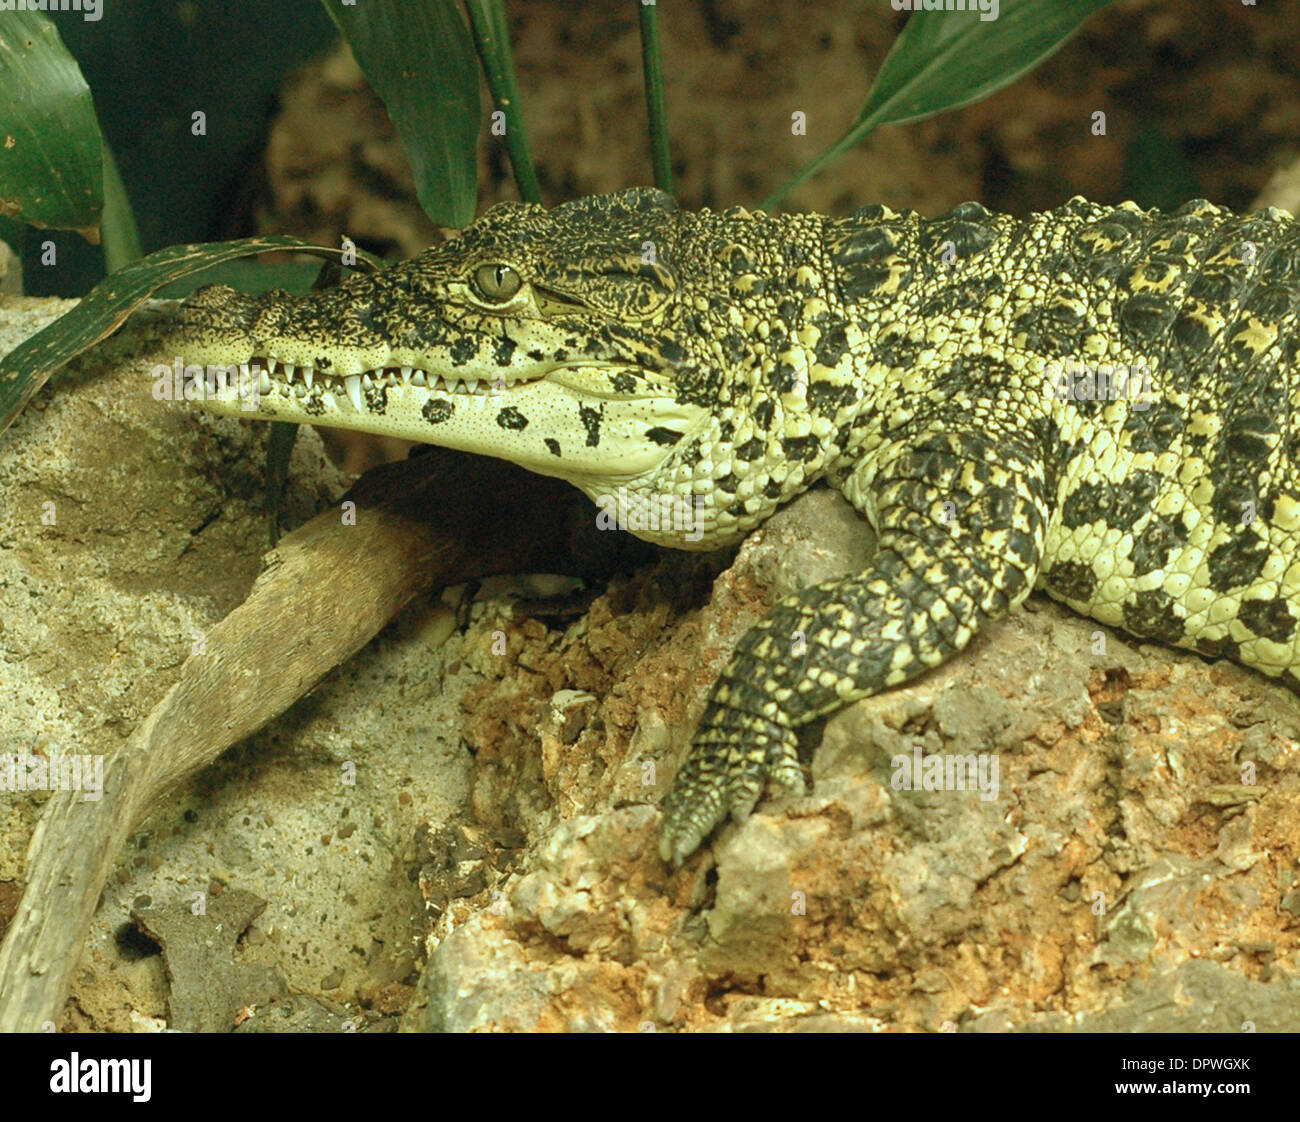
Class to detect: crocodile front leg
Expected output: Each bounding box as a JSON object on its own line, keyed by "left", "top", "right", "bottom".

{"left": 659, "top": 421, "right": 1049, "bottom": 863}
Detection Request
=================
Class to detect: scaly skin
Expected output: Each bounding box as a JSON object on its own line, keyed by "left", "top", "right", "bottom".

{"left": 167, "top": 188, "right": 1300, "bottom": 863}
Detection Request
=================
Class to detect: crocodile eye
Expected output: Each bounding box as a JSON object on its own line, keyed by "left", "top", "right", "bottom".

{"left": 473, "top": 263, "right": 523, "bottom": 304}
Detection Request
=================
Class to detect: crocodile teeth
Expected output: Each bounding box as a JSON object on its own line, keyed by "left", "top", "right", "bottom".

{"left": 344, "top": 375, "right": 363, "bottom": 412}
{"left": 302, "top": 366, "right": 314, "bottom": 390}
{"left": 410, "top": 370, "right": 428, "bottom": 387}
{"left": 259, "top": 369, "right": 271, "bottom": 394}
{"left": 266, "top": 357, "right": 278, "bottom": 374}
{"left": 399, "top": 366, "right": 413, "bottom": 385}
{"left": 361, "top": 373, "right": 374, "bottom": 389}
{"left": 463, "top": 377, "right": 479, "bottom": 394}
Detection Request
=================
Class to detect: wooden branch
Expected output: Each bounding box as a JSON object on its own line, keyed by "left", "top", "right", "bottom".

{"left": 0, "top": 448, "right": 650, "bottom": 1031}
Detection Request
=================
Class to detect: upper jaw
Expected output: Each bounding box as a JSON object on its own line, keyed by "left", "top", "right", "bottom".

{"left": 172, "top": 282, "right": 685, "bottom": 414}
{"left": 186, "top": 349, "right": 678, "bottom": 421}
{"left": 251, "top": 354, "right": 538, "bottom": 412}
{"left": 211, "top": 350, "right": 674, "bottom": 409}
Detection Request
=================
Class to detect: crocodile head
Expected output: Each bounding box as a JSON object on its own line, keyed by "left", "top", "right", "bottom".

{"left": 176, "top": 188, "right": 698, "bottom": 461}
{"left": 172, "top": 187, "right": 836, "bottom": 546}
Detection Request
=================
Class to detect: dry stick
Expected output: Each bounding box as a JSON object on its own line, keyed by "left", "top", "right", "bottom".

{"left": 0, "top": 448, "right": 648, "bottom": 1031}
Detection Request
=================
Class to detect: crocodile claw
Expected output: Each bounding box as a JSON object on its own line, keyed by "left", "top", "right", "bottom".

{"left": 658, "top": 707, "right": 806, "bottom": 865}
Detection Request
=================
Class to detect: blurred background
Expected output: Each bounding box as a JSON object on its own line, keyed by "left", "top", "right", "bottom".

{"left": 8, "top": 0, "right": 1300, "bottom": 294}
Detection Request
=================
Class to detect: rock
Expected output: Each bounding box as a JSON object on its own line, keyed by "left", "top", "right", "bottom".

{"left": 409, "top": 480, "right": 1300, "bottom": 1032}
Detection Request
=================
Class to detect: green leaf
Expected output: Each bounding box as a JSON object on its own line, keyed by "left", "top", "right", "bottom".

{"left": 637, "top": 0, "right": 673, "bottom": 194}
{"left": 0, "top": 235, "right": 385, "bottom": 435}
{"left": 322, "top": 0, "right": 480, "bottom": 228}
{"left": 763, "top": 0, "right": 1121, "bottom": 208}
{"left": 53, "top": 0, "right": 337, "bottom": 285}
{"left": 464, "top": 0, "right": 541, "bottom": 204}
{"left": 264, "top": 420, "right": 299, "bottom": 547}
{"left": 0, "top": 10, "right": 103, "bottom": 238}
{"left": 154, "top": 258, "right": 346, "bottom": 300}
{"left": 100, "top": 141, "right": 141, "bottom": 272}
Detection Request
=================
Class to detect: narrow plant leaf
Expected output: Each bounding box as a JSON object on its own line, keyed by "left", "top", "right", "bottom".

{"left": 265, "top": 420, "right": 299, "bottom": 547}
{"left": 0, "top": 10, "right": 103, "bottom": 238}
{"left": 154, "top": 258, "right": 337, "bottom": 299}
{"left": 637, "top": 0, "right": 673, "bottom": 194}
{"left": 0, "top": 236, "right": 384, "bottom": 435}
{"left": 763, "top": 0, "right": 1120, "bottom": 208}
{"left": 264, "top": 256, "right": 349, "bottom": 546}
{"left": 464, "top": 0, "right": 542, "bottom": 204}
{"left": 100, "top": 141, "right": 142, "bottom": 272}
{"left": 322, "top": 0, "right": 480, "bottom": 228}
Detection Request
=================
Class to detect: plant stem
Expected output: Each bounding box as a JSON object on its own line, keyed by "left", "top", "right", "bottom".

{"left": 637, "top": 1, "right": 673, "bottom": 194}
{"left": 463, "top": 0, "right": 543, "bottom": 203}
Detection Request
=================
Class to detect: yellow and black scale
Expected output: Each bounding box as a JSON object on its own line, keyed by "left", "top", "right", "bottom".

{"left": 174, "top": 189, "right": 1300, "bottom": 863}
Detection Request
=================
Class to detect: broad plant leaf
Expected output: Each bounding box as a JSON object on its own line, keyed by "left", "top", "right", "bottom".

{"left": 0, "top": 10, "right": 103, "bottom": 238}
{"left": 0, "top": 236, "right": 384, "bottom": 434}
{"left": 1122, "top": 123, "right": 1201, "bottom": 213}
{"left": 322, "top": 0, "right": 480, "bottom": 228}
{"left": 764, "top": 0, "right": 1121, "bottom": 207}
{"left": 45, "top": 0, "right": 337, "bottom": 296}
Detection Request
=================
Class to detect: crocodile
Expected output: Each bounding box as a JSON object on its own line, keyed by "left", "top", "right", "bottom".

{"left": 168, "top": 187, "right": 1300, "bottom": 864}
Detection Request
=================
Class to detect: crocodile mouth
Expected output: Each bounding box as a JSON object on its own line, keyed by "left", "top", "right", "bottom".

{"left": 239, "top": 355, "right": 540, "bottom": 411}
{"left": 186, "top": 347, "right": 703, "bottom": 481}
{"left": 202, "top": 355, "right": 669, "bottom": 412}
